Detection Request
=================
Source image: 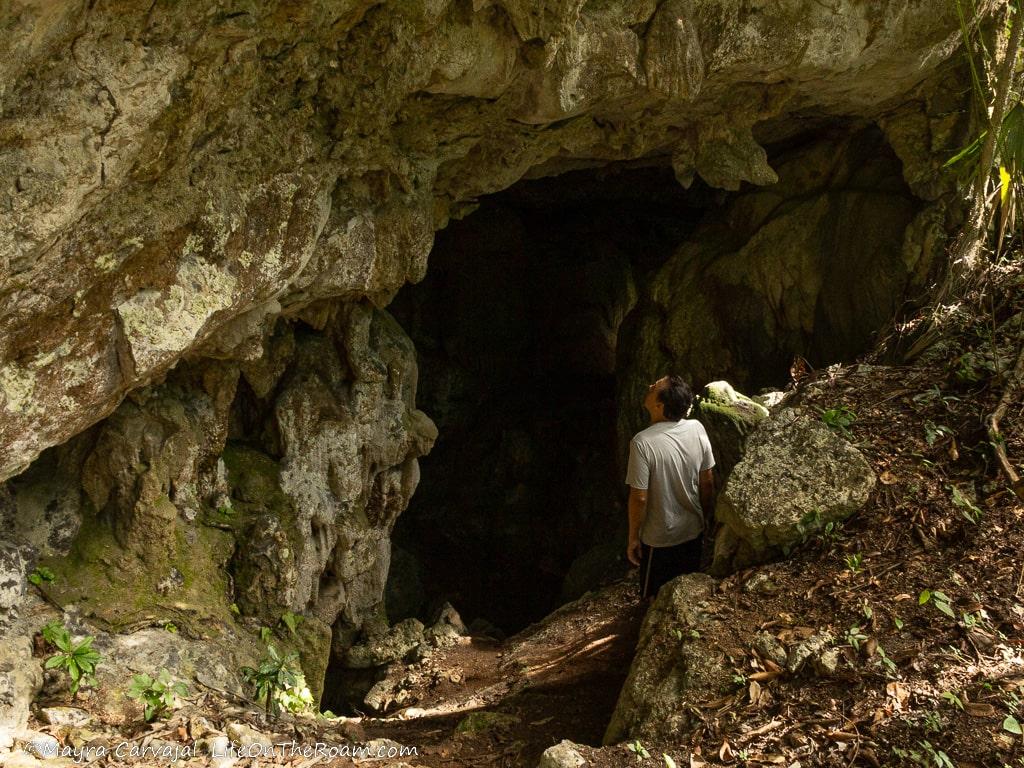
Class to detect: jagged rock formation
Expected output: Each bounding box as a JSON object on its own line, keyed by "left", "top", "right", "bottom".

{"left": 0, "top": 0, "right": 993, "bottom": 729}
{"left": 712, "top": 406, "right": 877, "bottom": 573}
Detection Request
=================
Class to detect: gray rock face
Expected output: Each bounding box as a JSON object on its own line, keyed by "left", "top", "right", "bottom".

{"left": 604, "top": 573, "right": 730, "bottom": 745}
{"left": 712, "top": 408, "right": 876, "bottom": 573}
{"left": 0, "top": 1, "right": 984, "bottom": 483}
{"left": 0, "top": 633, "right": 42, "bottom": 733}
{"left": 0, "top": 542, "right": 30, "bottom": 620}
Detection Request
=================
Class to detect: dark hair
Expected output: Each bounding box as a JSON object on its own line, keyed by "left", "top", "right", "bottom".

{"left": 658, "top": 376, "right": 693, "bottom": 421}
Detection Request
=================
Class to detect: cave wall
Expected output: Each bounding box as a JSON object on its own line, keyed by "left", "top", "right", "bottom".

{"left": 0, "top": 0, "right": 991, "bottom": 717}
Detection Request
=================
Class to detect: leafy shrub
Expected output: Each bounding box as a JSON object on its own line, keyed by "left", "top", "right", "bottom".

{"left": 127, "top": 668, "right": 189, "bottom": 721}
{"left": 41, "top": 622, "right": 100, "bottom": 696}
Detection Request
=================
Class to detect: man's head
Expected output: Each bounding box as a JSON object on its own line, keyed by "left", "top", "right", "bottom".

{"left": 643, "top": 375, "right": 693, "bottom": 423}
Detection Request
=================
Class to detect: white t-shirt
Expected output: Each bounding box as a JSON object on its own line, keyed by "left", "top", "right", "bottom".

{"left": 625, "top": 419, "right": 716, "bottom": 547}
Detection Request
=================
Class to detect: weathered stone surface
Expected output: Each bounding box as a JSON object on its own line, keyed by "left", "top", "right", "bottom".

{"left": 538, "top": 740, "right": 588, "bottom": 768}
{"left": 693, "top": 381, "right": 769, "bottom": 481}
{"left": 344, "top": 618, "right": 424, "bottom": 669}
{"left": 0, "top": 542, "right": 30, "bottom": 620}
{"left": 712, "top": 408, "right": 876, "bottom": 573}
{"left": 604, "top": 573, "right": 730, "bottom": 745}
{"left": 0, "top": 0, "right": 984, "bottom": 483}
{"left": 0, "top": 631, "right": 42, "bottom": 733}
{"left": 36, "top": 707, "right": 91, "bottom": 728}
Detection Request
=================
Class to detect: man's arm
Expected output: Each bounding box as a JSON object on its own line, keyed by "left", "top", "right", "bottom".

{"left": 699, "top": 468, "right": 716, "bottom": 519}
{"left": 627, "top": 486, "right": 647, "bottom": 566}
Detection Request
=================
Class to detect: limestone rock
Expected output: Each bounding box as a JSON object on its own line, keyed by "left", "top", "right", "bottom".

{"left": 604, "top": 574, "right": 730, "bottom": 744}
{"left": 425, "top": 603, "right": 467, "bottom": 648}
{"left": 787, "top": 632, "right": 837, "bottom": 675}
{"left": 712, "top": 408, "right": 876, "bottom": 573}
{"left": 344, "top": 619, "right": 425, "bottom": 669}
{"left": 0, "top": 0, "right": 981, "bottom": 485}
{"left": 538, "top": 739, "right": 587, "bottom": 768}
{"left": 693, "top": 381, "right": 769, "bottom": 481}
{"left": 0, "top": 634, "right": 42, "bottom": 733}
{"left": 0, "top": 541, "right": 30, "bottom": 618}
{"left": 37, "top": 707, "right": 91, "bottom": 728}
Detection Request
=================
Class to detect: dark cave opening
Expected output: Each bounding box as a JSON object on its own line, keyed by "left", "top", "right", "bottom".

{"left": 385, "top": 163, "right": 726, "bottom": 635}
{"left": 384, "top": 124, "right": 927, "bottom": 638}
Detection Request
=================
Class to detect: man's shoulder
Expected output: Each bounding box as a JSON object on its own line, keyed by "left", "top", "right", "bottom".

{"left": 633, "top": 419, "right": 701, "bottom": 444}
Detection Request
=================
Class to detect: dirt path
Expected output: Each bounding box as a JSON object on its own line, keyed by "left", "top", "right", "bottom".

{"left": 361, "top": 580, "right": 644, "bottom": 766}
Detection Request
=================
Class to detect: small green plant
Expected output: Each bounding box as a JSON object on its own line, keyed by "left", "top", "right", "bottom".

{"left": 259, "top": 626, "right": 273, "bottom": 644}
{"left": 230, "top": 603, "right": 241, "bottom": 616}
{"left": 941, "top": 691, "right": 965, "bottom": 711}
{"left": 28, "top": 566, "right": 55, "bottom": 586}
{"left": 845, "top": 625, "right": 868, "bottom": 651}
{"left": 920, "top": 589, "right": 955, "bottom": 618}
{"left": 731, "top": 672, "right": 747, "bottom": 688}
{"left": 163, "top": 622, "right": 177, "bottom": 634}
{"left": 1004, "top": 715, "right": 1023, "bottom": 736}
{"left": 875, "top": 646, "right": 898, "bottom": 677}
{"left": 821, "top": 406, "right": 856, "bottom": 437}
{"left": 42, "top": 623, "right": 101, "bottom": 696}
{"left": 845, "top": 552, "right": 864, "bottom": 573}
{"left": 894, "top": 616, "right": 905, "bottom": 630}
{"left": 949, "top": 486, "right": 983, "bottom": 524}
{"left": 126, "top": 668, "right": 189, "bottom": 721}
{"left": 817, "top": 519, "right": 845, "bottom": 547}
{"left": 280, "top": 611, "right": 304, "bottom": 636}
{"left": 921, "top": 709, "right": 944, "bottom": 734}
{"left": 913, "top": 386, "right": 960, "bottom": 411}
{"left": 627, "top": 740, "right": 650, "bottom": 760}
{"left": 240, "top": 645, "right": 311, "bottom": 719}
{"left": 924, "top": 421, "right": 954, "bottom": 447}
{"left": 663, "top": 755, "right": 678, "bottom": 768}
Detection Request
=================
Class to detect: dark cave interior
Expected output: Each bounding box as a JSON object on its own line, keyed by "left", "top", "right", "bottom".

{"left": 383, "top": 125, "right": 925, "bottom": 637}
{"left": 387, "top": 164, "right": 732, "bottom": 634}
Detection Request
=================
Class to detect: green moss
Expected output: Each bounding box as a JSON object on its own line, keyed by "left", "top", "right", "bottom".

{"left": 39, "top": 500, "right": 236, "bottom": 636}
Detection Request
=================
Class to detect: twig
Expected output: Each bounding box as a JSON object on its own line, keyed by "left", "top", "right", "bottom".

{"left": 988, "top": 340, "right": 1024, "bottom": 500}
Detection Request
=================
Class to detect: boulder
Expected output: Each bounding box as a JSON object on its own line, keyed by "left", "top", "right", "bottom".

{"left": 693, "top": 381, "right": 769, "bottom": 480}
{"left": 604, "top": 574, "right": 731, "bottom": 745}
{"left": 344, "top": 618, "right": 425, "bottom": 669}
{"left": 538, "top": 740, "right": 587, "bottom": 768}
{"left": 712, "top": 408, "right": 876, "bottom": 573}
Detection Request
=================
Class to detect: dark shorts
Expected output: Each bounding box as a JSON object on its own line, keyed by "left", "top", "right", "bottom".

{"left": 639, "top": 535, "right": 703, "bottom": 600}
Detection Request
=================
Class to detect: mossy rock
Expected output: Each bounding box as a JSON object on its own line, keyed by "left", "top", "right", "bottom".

{"left": 455, "top": 711, "right": 521, "bottom": 736}
{"left": 693, "top": 381, "right": 769, "bottom": 481}
{"left": 38, "top": 500, "right": 236, "bottom": 637}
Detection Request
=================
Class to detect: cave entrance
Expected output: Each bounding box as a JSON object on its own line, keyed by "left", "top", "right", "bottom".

{"left": 387, "top": 162, "right": 712, "bottom": 634}
{"left": 386, "top": 124, "right": 925, "bottom": 635}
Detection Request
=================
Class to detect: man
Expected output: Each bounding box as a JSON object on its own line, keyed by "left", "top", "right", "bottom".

{"left": 625, "top": 375, "right": 716, "bottom": 600}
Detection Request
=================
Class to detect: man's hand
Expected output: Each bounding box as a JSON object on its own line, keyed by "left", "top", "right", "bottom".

{"left": 627, "top": 537, "right": 643, "bottom": 567}
{"left": 627, "top": 486, "right": 647, "bottom": 567}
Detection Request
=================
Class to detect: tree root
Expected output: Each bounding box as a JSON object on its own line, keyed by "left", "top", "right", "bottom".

{"left": 988, "top": 341, "right": 1024, "bottom": 501}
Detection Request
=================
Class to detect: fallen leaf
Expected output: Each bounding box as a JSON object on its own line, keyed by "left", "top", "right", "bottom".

{"left": 886, "top": 681, "right": 909, "bottom": 709}
{"left": 749, "top": 680, "right": 762, "bottom": 705}
{"left": 719, "top": 739, "right": 734, "bottom": 762}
